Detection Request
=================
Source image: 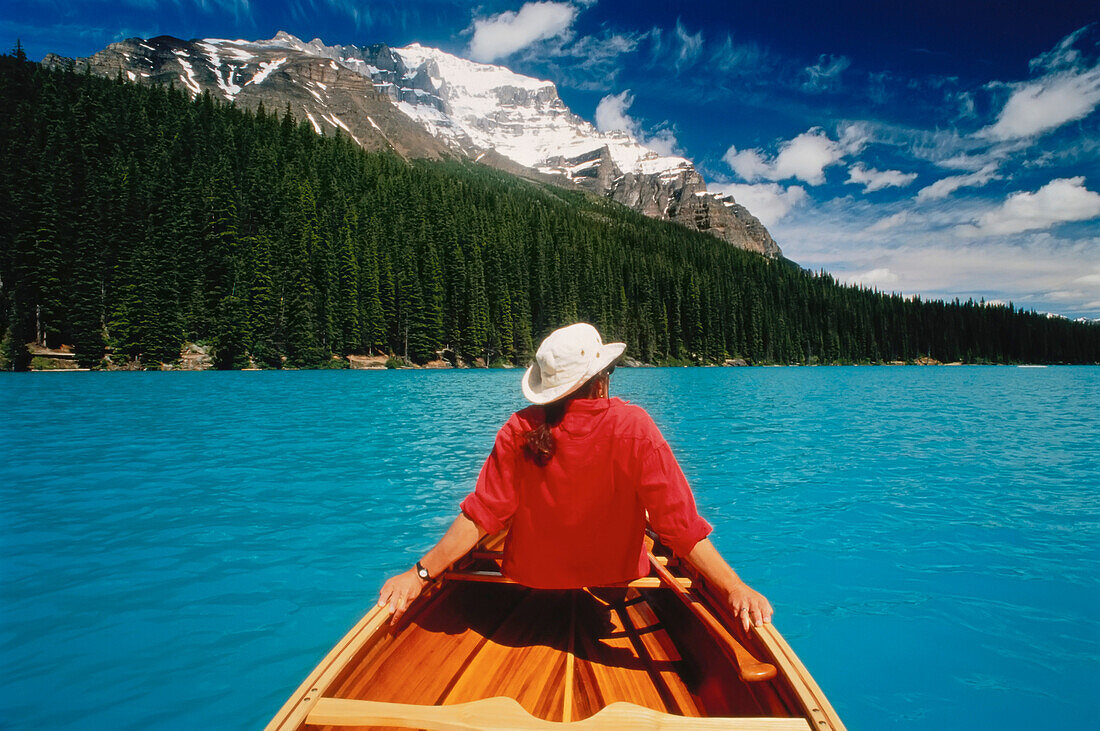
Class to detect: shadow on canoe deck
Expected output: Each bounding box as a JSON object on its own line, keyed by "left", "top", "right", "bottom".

{"left": 267, "top": 533, "right": 845, "bottom": 730}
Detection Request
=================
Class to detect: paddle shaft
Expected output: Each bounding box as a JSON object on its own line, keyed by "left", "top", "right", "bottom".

{"left": 647, "top": 552, "right": 777, "bottom": 682}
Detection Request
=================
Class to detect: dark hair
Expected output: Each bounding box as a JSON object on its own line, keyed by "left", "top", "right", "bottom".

{"left": 523, "top": 366, "right": 614, "bottom": 466}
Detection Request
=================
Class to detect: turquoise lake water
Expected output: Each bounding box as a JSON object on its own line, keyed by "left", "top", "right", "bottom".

{"left": 1, "top": 367, "right": 1097, "bottom": 729}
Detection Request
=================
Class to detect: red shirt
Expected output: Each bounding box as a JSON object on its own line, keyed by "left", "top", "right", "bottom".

{"left": 460, "top": 397, "right": 712, "bottom": 589}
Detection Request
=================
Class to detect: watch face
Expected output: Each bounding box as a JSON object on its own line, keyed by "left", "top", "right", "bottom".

{"left": 417, "top": 567, "right": 429, "bottom": 579}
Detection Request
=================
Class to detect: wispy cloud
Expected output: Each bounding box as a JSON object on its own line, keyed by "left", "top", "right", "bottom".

{"left": 773, "top": 198, "right": 1100, "bottom": 317}
{"left": 846, "top": 164, "right": 916, "bottom": 193}
{"left": 594, "top": 90, "right": 683, "bottom": 156}
{"left": 672, "top": 18, "right": 703, "bottom": 71}
{"left": 800, "top": 54, "right": 850, "bottom": 92}
{"left": 916, "top": 165, "right": 1001, "bottom": 201}
{"left": 516, "top": 27, "right": 648, "bottom": 91}
{"left": 980, "top": 25, "right": 1100, "bottom": 140}
{"left": 865, "top": 210, "right": 911, "bottom": 233}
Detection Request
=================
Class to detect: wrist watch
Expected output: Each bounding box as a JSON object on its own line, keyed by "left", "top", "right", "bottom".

{"left": 415, "top": 560, "right": 433, "bottom": 582}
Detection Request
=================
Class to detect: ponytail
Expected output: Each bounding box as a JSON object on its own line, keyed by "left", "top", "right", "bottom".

{"left": 522, "top": 365, "right": 615, "bottom": 466}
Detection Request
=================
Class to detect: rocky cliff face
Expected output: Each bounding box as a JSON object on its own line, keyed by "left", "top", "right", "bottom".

{"left": 45, "top": 32, "right": 781, "bottom": 257}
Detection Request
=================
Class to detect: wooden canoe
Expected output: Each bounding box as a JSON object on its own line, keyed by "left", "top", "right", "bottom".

{"left": 266, "top": 530, "right": 845, "bottom": 730}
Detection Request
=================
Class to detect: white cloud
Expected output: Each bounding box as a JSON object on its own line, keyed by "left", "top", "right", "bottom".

{"left": 958, "top": 177, "right": 1100, "bottom": 236}
{"left": 865, "top": 211, "right": 910, "bottom": 233}
{"left": 846, "top": 164, "right": 917, "bottom": 193}
{"left": 981, "top": 28, "right": 1100, "bottom": 140}
{"left": 773, "top": 130, "right": 842, "bottom": 184}
{"left": 722, "top": 146, "right": 770, "bottom": 181}
{"left": 801, "top": 54, "right": 851, "bottom": 92}
{"left": 467, "top": 1, "right": 578, "bottom": 62}
{"left": 771, "top": 198, "right": 1100, "bottom": 318}
{"left": 594, "top": 90, "right": 683, "bottom": 155}
{"left": 642, "top": 128, "right": 680, "bottom": 156}
{"left": 723, "top": 127, "right": 851, "bottom": 185}
{"left": 982, "top": 68, "right": 1100, "bottom": 140}
{"left": 846, "top": 267, "right": 900, "bottom": 289}
{"left": 916, "top": 165, "right": 1001, "bottom": 201}
{"left": 709, "top": 182, "right": 808, "bottom": 227}
{"left": 594, "top": 90, "right": 633, "bottom": 132}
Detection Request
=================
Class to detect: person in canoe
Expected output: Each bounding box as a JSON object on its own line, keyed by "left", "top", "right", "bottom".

{"left": 378, "top": 322, "right": 773, "bottom": 632}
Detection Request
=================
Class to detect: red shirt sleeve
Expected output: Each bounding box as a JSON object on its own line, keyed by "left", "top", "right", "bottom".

{"left": 460, "top": 416, "right": 520, "bottom": 534}
{"left": 635, "top": 425, "right": 713, "bottom": 558}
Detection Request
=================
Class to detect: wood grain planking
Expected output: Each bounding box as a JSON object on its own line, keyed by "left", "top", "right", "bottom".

{"left": 620, "top": 596, "right": 703, "bottom": 717}
{"left": 440, "top": 590, "right": 573, "bottom": 721}
{"left": 327, "top": 583, "right": 530, "bottom": 705}
{"left": 570, "top": 593, "right": 671, "bottom": 721}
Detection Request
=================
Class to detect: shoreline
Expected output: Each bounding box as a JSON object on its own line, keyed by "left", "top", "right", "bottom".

{"left": 8, "top": 343, "right": 1087, "bottom": 372}
{"left": 16, "top": 360, "right": 1083, "bottom": 372}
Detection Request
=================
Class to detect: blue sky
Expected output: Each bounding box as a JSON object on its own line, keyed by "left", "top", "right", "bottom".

{"left": 6, "top": 1, "right": 1100, "bottom": 318}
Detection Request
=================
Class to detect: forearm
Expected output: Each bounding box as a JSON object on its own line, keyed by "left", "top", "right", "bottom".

{"left": 686, "top": 538, "right": 746, "bottom": 595}
{"left": 686, "top": 538, "right": 773, "bottom": 629}
{"left": 419, "top": 512, "right": 487, "bottom": 578}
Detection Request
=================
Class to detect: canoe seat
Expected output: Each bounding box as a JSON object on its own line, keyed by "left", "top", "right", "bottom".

{"left": 306, "top": 696, "right": 813, "bottom": 729}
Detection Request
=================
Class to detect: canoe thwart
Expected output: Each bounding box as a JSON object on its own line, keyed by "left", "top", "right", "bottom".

{"left": 306, "top": 696, "right": 814, "bottom": 730}
{"left": 443, "top": 570, "right": 692, "bottom": 590}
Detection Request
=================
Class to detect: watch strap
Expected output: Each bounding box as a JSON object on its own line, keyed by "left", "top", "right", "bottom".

{"left": 415, "top": 560, "right": 433, "bottom": 582}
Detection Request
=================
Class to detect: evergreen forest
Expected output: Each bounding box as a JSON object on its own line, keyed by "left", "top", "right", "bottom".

{"left": 2, "top": 51, "right": 1098, "bottom": 371}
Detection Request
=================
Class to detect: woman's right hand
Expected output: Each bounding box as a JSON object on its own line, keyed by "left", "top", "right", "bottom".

{"left": 377, "top": 569, "right": 427, "bottom": 626}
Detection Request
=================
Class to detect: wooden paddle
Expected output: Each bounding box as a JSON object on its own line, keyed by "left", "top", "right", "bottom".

{"left": 647, "top": 551, "right": 777, "bottom": 682}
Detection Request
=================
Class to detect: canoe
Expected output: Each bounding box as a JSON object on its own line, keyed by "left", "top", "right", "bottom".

{"left": 266, "top": 530, "right": 845, "bottom": 730}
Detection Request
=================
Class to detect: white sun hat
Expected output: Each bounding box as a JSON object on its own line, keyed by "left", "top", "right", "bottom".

{"left": 521, "top": 323, "right": 627, "bottom": 405}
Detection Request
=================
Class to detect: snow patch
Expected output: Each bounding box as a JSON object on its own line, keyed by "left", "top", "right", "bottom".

{"left": 176, "top": 57, "right": 201, "bottom": 95}
{"left": 324, "top": 113, "right": 361, "bottom": 144}
{"left": 304, "top": 110, "right": 322, "bottom": 134}
{"left": 247, "top": 57, "right": 286, "bottom": 86}
{"left": 126, "top": 70, "right": 136, "bottom": 82}
{"left": 199, "top": 38, "right": 257, "bottom": 61}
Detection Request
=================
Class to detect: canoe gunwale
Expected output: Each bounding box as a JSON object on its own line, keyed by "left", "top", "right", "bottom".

{"left": 666, "top": 547, "right": 846, "bottom": 731}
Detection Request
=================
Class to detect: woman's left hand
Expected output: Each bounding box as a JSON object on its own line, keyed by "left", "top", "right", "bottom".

{"left": 377, "top": 569, "right": 427, "bottom": 626}
{"left": 727, "top": 581, "right": 774, "bottom": 633}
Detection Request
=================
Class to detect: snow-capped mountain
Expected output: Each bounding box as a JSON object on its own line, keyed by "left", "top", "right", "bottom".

{"left": 44, "top": 32, "right": 781, "bottom": 257}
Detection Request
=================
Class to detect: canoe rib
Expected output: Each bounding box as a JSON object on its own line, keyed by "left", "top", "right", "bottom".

{"left": 306, "top": 696, "right": 813, "bottom": 730}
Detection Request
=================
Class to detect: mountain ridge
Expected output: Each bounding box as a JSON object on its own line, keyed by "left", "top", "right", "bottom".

{"left": 43, "top": 32, "right": 781, "bottom": 257}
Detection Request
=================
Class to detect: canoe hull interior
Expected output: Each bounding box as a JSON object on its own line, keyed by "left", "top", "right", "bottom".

{"left": 267, "top": 536, "right": 844, "bottom": 730}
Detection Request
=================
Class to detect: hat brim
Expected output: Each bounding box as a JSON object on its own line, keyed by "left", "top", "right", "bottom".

{"left": 521, "top": 342, "right": 626, "bottom": 405}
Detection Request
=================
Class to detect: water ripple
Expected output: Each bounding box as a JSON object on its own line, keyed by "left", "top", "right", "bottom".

{"left": 1, "top": 366, "right": 1097, "bottom": 729}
